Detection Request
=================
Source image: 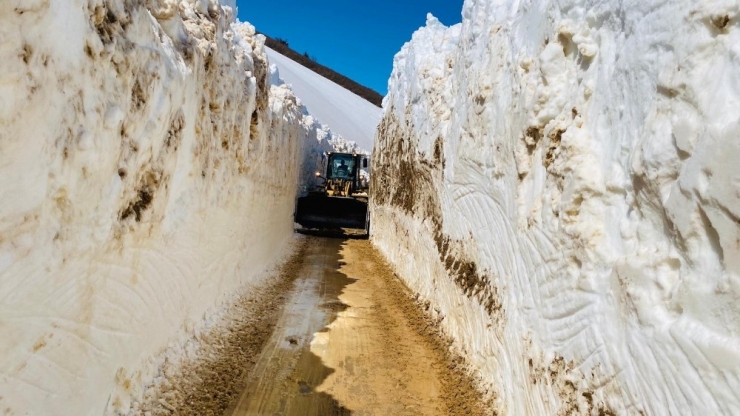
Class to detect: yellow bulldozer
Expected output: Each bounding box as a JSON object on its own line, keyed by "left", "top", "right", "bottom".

{"left": 294, "top": 152, "right": 370, "bottom": 234}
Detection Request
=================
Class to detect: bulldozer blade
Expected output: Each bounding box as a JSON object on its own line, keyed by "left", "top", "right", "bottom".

{"left": 295, "top": 195, "right": 368, "bottom": 230}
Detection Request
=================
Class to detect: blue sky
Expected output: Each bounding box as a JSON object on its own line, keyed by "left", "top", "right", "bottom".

{"left": 236, "top": 0, "right": 463, "bottom": 96}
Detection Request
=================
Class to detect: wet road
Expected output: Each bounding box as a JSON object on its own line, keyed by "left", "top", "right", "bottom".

{"left": 225, "top": 237, "right": 485, "bottom": 416}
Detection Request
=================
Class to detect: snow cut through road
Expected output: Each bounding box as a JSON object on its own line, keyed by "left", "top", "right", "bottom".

{"left": 226, "top": 236, "right": 487, "bottom": 415}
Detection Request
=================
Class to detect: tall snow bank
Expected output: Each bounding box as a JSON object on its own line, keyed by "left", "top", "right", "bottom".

{"left": 372, "top": 3, "right": 740, "bottom": 415}
{"left": 0, "top": 0, "right": 319, "bottom": 414}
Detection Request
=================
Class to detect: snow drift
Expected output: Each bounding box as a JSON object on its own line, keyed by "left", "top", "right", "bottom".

{"left": 371, "top": 2, "right": 740, "bottom": 415}
{"left": 0, "top": 0, "right": 328, "bottom": 414}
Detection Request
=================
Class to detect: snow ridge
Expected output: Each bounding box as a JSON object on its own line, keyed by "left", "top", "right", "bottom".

{"left": 0, "top": 0, "right": 328, "bottom": 414}
{"left": 372, "top": 3, "right": 740, "bottom": 415}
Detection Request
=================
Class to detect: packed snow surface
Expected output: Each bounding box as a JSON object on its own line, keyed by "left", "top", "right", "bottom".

{"left": 372, "top": 2, "right": 740, "bottom": 415}
{"left": 0, "top": 0, "right": 332, "bottom": 414}
{"left": 265, "top": 47, "right": 382, "bottom": 152}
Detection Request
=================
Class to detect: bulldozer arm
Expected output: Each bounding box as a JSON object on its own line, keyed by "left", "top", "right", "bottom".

{"left": 294, "top": 194, "right": 368, "bottom": 231}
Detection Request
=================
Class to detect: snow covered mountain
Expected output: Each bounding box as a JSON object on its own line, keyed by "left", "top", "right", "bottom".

{"left": 265, "top": 47, "right": 382, "bottom": 153}
{"left": 371, "top": 3, "right": 740, "bottom": 415}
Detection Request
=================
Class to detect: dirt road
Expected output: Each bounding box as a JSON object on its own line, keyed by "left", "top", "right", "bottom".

{"left": 225, "top": 236, "right": 487, "bottom": 416}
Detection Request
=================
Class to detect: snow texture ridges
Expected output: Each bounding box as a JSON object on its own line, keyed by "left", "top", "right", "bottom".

{"left": 0, "top": 0, "right": 329, "bottom": 414}
{"left": 372, "top": 3, "right": 740, "bottom": 415}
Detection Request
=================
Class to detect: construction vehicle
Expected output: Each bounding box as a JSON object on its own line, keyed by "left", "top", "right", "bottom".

{"left": 294, "top": 152, "right": 370, "bottom": 234}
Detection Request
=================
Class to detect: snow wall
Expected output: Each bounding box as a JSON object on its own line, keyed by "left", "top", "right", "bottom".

{"left": 0, "top": 0, "right": 326, "bottom": 414}
{"left": 371, "top": 1, "right": 740, "bottom": 415}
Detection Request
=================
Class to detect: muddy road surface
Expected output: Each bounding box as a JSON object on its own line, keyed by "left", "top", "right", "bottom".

{"left": 224, "top": 236, "right": 487, "bottom": 416}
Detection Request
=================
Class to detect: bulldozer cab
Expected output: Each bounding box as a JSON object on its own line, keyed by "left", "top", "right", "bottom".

{"left": 327, "top": 153, "right": 356, "bottom": 180}
{"left": 294, "top": 151, "right": 370, "bottom": 233}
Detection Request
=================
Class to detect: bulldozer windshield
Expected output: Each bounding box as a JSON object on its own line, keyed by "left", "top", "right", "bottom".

{"left": 327, "top": 154, "right": 356, "bottom": 179}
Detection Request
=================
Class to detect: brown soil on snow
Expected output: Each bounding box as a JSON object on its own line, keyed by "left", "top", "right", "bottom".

{"left": 134, "top": 241, "right": 310, "bottom": 416}
{"left": 138, "top": 236, "right": 488, "bottom": 415}
{"left": 227, "top": 237, "right": 488, "bottom": 416}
